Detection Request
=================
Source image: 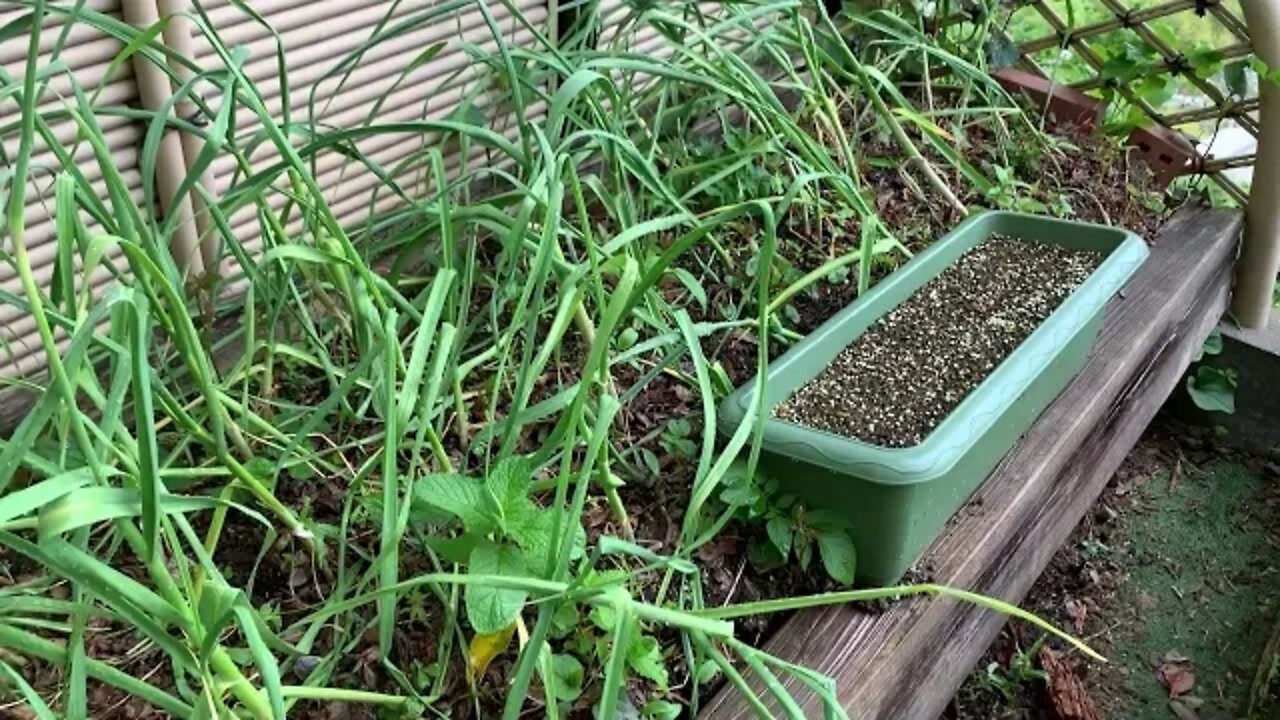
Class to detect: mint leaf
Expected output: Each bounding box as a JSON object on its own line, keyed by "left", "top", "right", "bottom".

{"left": 424, "top": 533, "right": 484, "bottom": 565}
{"left": 695, "top": 658, "right": 720, "bottom": 685}
{"left": 486, "top": 456, "right": 539, "bottom": 537}
{"left": 517, "top": 508, "right": 584, "bottom": 575}
{"left": 817, "top": 530, "right": 857, "bottom": 585}
{"left": 414, "top": 473, "right": 497, "bottom": 535}
{"left": 641, "top": 700, "right": 682, "bottom": 720}
{"left": 550, "top": 653, "right": 584, "bottom": 703}
{"left": 465, "top": 544, "right": 527, "bottom": 634}
{"left": 796, "top": 534, "right": 813, "bottom": 570}
{"left": 627, "top": 635, "right": 669, "bottom": 689}
{"left": 766, "top": 516, "right": 792, "bottom": 557}
{"left": 588, "top": 604, "right": 615, "bottom": 632}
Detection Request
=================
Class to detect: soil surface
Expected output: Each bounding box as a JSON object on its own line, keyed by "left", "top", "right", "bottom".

{"left": 775, "top": 236, "right": 1102, "bottom": 447}
{"left": 949, "top": 417, "right": 1280, "bottom": 720}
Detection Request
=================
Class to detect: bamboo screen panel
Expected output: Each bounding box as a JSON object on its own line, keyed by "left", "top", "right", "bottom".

{"left": 0, "top": 0, "right": 550, "bottom": 378}
{"left": 187, "top": 0, "right": 550, "bottom": 264}
{"left": 983, "top": 0, "right": 1257, "bottom": 204}
{"left": 0, "top": 0, "right": 141, "bottom": 376}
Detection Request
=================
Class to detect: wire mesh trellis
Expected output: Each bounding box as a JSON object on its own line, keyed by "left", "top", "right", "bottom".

{"left": 984, "top": 0, "right": 1260, "bottom": 205}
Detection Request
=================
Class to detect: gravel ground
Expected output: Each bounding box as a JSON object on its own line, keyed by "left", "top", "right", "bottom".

{"left": 775, "top": 235, "right": 1102, "bottom": 447}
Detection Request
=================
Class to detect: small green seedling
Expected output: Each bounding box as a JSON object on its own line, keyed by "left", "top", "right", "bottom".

{"left": 721, "top": 465, "right": 858, "bottom": 584}
{"left": 978, "top": 635, "right": 1049, "bottom": 705}
{"left": 1186, "top": 329, "right": 1238, "bottom": 414}
{"left": 412, "top": 455, "right": 585, "bottom": 634}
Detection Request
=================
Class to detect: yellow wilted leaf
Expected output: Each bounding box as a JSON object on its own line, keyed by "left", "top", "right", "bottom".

{"left": 468, "top": 622, "right": 517, "bottom": 680}
{"left": 891, "top": 106, "right": 953, "bottom": 141}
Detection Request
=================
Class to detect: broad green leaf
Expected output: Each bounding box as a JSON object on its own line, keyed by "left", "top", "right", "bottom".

{"left": 817, "top": 530, "right": 857, "bottom": 585}
{"left": 425, "top": 533, "right": 485, "bottom": 565}
{"left": 695, "top": 658, "right": 721, "bottom": 685}
{"left": 465, "top": 544, "right": 527, "bottom": 634}
{"left": 1200, "top": 328, "right": 1223, "bottom": 358}
{"left": 796, "top": 535, "right": 814, "bottom": 570}
{"left": 641, "top": 700, "right": 682, "bottom": 720}
{"left": 627, "top": 635, "right": 669, "bottom": 689}
{"left": 1186, "top": 366, "right": 1237, "bottom": 414}
{"left": 550, "top": 653, "right": 584, "bottom": 703}
{"left": 588, "top": 604, "right": 616, "bottom": 632}
{"left": 1224, "top": 58, "right": 1250, "bottom": 97}
{"left": 520, "top": 510, "right": 585, "bottom": 574}
{"left": 414, "top": 473, "right": 497, "bottom": 535}
{"left": 485, "top": 455, "right": 538, "bottom": 537}
{"left": 766, "top": 516, "right": 792, "bottom": 557}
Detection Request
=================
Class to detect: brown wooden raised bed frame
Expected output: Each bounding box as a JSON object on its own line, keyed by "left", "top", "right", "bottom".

{"left": 701, "top": 205, "right": 1244, "bottom": 720}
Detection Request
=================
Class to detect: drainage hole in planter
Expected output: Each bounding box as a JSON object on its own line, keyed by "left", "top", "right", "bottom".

{"left": 774, "top": 234, "right": 1104, "bottom": 448}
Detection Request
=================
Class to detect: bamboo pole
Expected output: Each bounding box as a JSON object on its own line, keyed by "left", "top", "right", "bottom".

{"left": 156, "top": 0, "right": 221, "bottom": 272}
{"left": 1234, "top": 0, "right": 1280, "bottom": 328}
{"left": 119, "top": 0, "right": 206, "bottom": 276}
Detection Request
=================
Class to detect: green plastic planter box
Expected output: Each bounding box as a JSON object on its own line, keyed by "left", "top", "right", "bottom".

{"left": 718, "top": 211, "right": 1149, "bottom": 586}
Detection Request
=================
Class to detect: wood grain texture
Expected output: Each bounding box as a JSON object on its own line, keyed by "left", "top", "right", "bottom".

{"left": 701, "top": 205, "right": 1243, "bottom": 720}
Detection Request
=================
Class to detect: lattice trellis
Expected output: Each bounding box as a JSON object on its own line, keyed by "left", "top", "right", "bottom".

{"left": 994, "top": 0, "right": 1259, "bottom": 205}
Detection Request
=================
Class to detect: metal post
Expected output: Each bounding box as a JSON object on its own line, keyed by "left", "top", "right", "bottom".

{"left": 1233, "top": 0, "right": 1280, "bottom": 327}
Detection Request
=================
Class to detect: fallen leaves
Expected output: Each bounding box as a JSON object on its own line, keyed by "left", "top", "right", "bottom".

{"left": 469, "top": 622, "right": 517, "bottom": 680}
{"left": 1040, "top": 647, "right": 1101, "bottom": 720}
{"left": 1157, "top": 653, "right": 1196, "bottom": 697}
{"left": 1064, "top": 597, "right": 1089, "bottom": 634}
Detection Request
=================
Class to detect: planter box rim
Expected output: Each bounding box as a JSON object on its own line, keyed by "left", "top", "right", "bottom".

{"left": 719, "top": 210, "right": 1150, "bottom": 487}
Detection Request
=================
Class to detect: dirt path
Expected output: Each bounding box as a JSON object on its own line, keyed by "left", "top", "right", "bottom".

{"left": 949, "top": 416, "right": 1280, "bottom": 720}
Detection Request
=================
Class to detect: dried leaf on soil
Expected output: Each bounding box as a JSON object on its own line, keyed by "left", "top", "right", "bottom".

{"left": 1158, "top": 662, "right": 1197, "bottom": 696}
{"left": 1040, "top": 647, "right": 1101, "bottom": 720}
{"left": 1065, "top": 597, "right": 1089, "bottom": 634}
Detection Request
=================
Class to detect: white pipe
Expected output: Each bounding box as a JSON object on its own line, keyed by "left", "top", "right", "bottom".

{"left": 119, "top": 0, "right": 206, "bottom": 275}
{"left": 156, "top": 0, "right": 220, "bottom": 271}
{"left": 1234, "top": 0, "right": 1280, "bottom": 327}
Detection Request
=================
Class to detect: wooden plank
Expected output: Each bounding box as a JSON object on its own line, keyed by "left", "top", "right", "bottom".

{"left": 701, "top": 205, "right": 1243, "bottom": 720}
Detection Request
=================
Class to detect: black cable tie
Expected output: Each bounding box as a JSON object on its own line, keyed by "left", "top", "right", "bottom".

{"left": 1167, "top": 53, "right": 1190, "bottom": 74}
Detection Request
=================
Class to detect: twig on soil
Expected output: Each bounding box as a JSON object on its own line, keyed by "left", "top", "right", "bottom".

{"left": 722, "top": 556, "right": 749, "bottom": 607}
